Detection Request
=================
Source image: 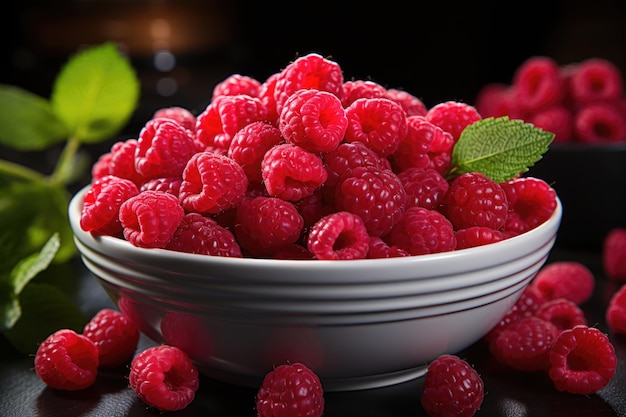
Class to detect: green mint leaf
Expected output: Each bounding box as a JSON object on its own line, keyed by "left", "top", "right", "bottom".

{"left": 3, "top": 283, "right": 87, "bottom": 355}
{"left": 51, "top": 42, "right": 140, "bottom": 144}
{"left": 447, "top": 116, "right": 555, "bottom": 183}
{"left": 0, "top": 85, "right": 69, "bottom": 151}
{"left": 10, "top": 233, "right": 60, "bottom": 295}
{"left": 0, "top": 283, "right": 20, "bottom": 331}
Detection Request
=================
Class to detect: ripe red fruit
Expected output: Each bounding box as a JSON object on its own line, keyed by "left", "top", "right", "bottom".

{"left": 603, "top": 228, "right": 626, "bottom": 281}
{"left": 83, "top": 308, "right": 139, "bottom": 368}
{"left": 531, "top": 261, "right": 595, "bottom": 305}
{"left": 606, "top": 284, "right": 626, "bottom": 334}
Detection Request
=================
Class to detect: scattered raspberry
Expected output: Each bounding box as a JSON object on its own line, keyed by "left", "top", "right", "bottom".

{"left": 383, "top": 88, "right": 428, "bottom": 117}
{"left": 573, "top": 101, "right": 626, "bottom": 143}
{"left": 474, "top": 83, "right": 519, "bottom": 119}
{"left": 535, "top": 298, "right": 587, "bottom": 332}
{"left": 548, "top": 325, "right": 617, "bottom": 395}
{"left": 256, "top": 362, "right": 324, "bottom": 417}
{"left": 227, "top": 121, "right": 283, "bottom": 183}
{"left": 367, "top": 236, "right": 410, "bottom": 259}
{"left": 179, "top": 151, "right": 249, "bottom": 214}
{"left": 153, "top": 106, "right": 197, "bottom": 133}
{"left": 262, "top": 143, "right": 327, "bottom": 202}
{"left": 341, "top": 79, "right": 386, "bottom": 108}
{"left": 279, "top": 88, "right": 348, "bottom": 153}
{"left": 119, "top": 190, "right": 185, "bottom": 248}
{"left": 489, "top": 316, "right": 558, "bottom": 372}
{"left": 34, "top": 329, "right": 99, "bottom": 391}
{"left": 135, "top": 117, "right": 198, "bottom": 179}
{"left": 129, "top": 345, "right": 199, "bottom": 412}
{"left": 501, "top": 176, "right": 557, "bottom": 236}
{"left": 334, "top": 166, "right": 406, "bottom": 237}
{"left": 512, "top": 56, "right": 564, "bottom": 112}
{"left": 603, "top": 227, "right": 626, "bottom": 281}
{"left": 425, "top": 100, "right": 482, "bottom": 143}
{"left": 567, "top": 58, "right": 623, "bottom": 104}
{"left": 211, "top": 74, "right": 262, "bottom": 100}
{"left": 307, "top": 211, "right": 370, "bottom": 260}
{"left": 387, "top": 206, "right": 456, "bottom": 256}
{"left": 398, "top": 167, "right": 449, "bottom": 211}
{"left": 273, "top": 52, "right": 344, "bottom": 116}
{"left": 443, "top": 172, "right": 508, "bottom": 231}
{"left": 344, "top": 97, "right": 408, "bottom": 157}
{"left": 80, "top": 175, "right": 139, "bottom": 236}
{"left": 167, "top": 212, "right": 243, "bottom": 257}
{"left": 531, "top": 261, "right": 595, "bottom": 305}
{"left": 421, "top": 354, "right": 484, "bottom": 417}
{"left": 393, "top": 116, "right": 454, "bottom": 174}
{"left": 454, "top": 226, "right": 504, "bottom": 250}
{"left": 529, "top": 105, "right": 573, "bottom": 144}
{"left": 606, "top": 284, "right": 626, "bottom": 333}
{"left": 195, "top": 94, "right": 269, "bottom": 152}
{"left": 235, "top": 196, "right": 304, "bottom": 257}
{"left": 82, "top": 308, "right": 139, "bottom": 368}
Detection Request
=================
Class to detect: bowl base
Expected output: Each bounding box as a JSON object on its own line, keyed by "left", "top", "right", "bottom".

{"left": 197, "top": 364, "right": 429, "bottom": 392}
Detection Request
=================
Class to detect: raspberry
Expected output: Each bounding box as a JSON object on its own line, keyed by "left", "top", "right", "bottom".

{"left": 80, "top": 175, "right": 139, "bottom": 236}
{"left": 119, "top": 190, "right": 185, "bottom": 248}
{"left": 398, "top": 167, "right": 449, "bottom": 211}
{"left": 227, "top": 121, "right": 283, "bottom": 182}
{"left": 535, "top": 298, "right": 587, "bottom": 332}
{"left": 166, "top": 212, "right": 243, "bottom": 257}
{"left": 256, "top": 362, "right": 324, "bottom": 417}
{"left": 273, "top": 244, "right": 315, "bottom": 260}
{"left": 322, "top": 141, "right": 391, "bottom": 190}
{"left": 135, "top": 117, "right": 198, "bottom": 180}
{"left": 140, "top": 176, "right": 183, "bottom": 197}
{"left": 567, "top": 58, "right": 623, "bottom": 104}
{"left": 106, "top": 138, "right": 144, "bottom": 185}
{"left": 91, "top": 151, "right": 113, "bottom": 181}
{"left": 383, "top": 88, "right": 428, "bottom": 117}
{"left": 279, "top": 88, "right": 348, "bottom": 153}
{"left": 341, "top": 79, "right": 386, "bottom": 107}
{"left": 511, "top": 56, "right": 565, "bottom": 112}
{"left": 443, "top": 172, "right": 508, "bottom": 231}
{"left": 606, "top": 284, "right": 626, "bottom": 333}
{"left": 234, "top": 196, "right": 304, "bottom": 257}
{"left": 129, "top": 345, "right": 199, "bottom": 412}
{"left": 82, "top": 308, "right": 139, "bottom": 368}
{"left": 483, "top": 285, "right": 546, "bottom": 342}
{"left": 258, "top": 72, "right": 280, "bottom": 125}
{"left": 573, "top": 101, "right": 626, "bottom": 143}
{"left": 501, "top": 176, "right": 557, "bottom": 236}
{"left": 548, "top": 325, "right": 617, "bottom": 394}
{"left": 367, "top": 236, "right": 410, "bottom": 259}
{"left": 425, "top": 100, "right": 482, "bottom": 143}
{"left": 420, "top": 354, "right": 484, "bottom": 417}
{"left": 474, "top": 83, "right": 519, "bottom": 119}
{"left": 179, "top": 151, "right": 249, "bottom": 214}
{"left": 261, "top": 143, "right": 327, "bottom": 201}
{"left": 211, "top": 73, "right": 262, "bottom": 100}
{"left": 195, "top": 94, "right": 269, "bottom": 152}
{"left": 387, "top": 206, "right": 456, "bottom": 256}
{"left": 34, "top": 329, "right": 99, "bottom": 391}
{"left": 489, "top": 316, "right": 558, "bottom": 372}
{"left": 306, "top": 211, "right": 370, "bottom": 260}
{"left": 344, "top": 97, "right": 408, "bottom": 157}
{"left": 334, "top": 166, "right": 406, "bottom": 237}
{"left": 529, "top": 105, "right": 574, "bottom": 144}
{"left": 603, "top": 228, "right": 626, "bottom": 280}
{"left": 531, "top": 261, "right": 595, "bottom": 305}
{"left": 393, "top": 116, "right": 454, "bottom": 174}
{"left": 153, "top": 106, "right": 197, "bottom": 133}
{"left": 273, "top": 52, "right": 344, "bottom": 115}
{"left": 294, "top": 190, "right": 334, "bottom": 229}
{"left": 454, "top": 226, "right": 504, "bottom": 250}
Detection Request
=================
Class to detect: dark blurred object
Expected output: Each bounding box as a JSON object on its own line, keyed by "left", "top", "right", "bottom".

{"left": 530, "top": 144, "right": 626, "bottom": 250}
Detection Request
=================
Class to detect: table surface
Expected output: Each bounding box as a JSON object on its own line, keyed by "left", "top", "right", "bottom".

{"left": 1, "top": 247, "right": 626, "bottom": 417}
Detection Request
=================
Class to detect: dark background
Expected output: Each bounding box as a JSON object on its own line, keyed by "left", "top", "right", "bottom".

{"left": 3, "top": 0, "right": 626, "bottom": 136}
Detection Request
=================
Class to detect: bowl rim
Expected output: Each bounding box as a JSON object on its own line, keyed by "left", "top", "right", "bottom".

{"left": 69, "top": 185, "right": 562, "bottom": 283}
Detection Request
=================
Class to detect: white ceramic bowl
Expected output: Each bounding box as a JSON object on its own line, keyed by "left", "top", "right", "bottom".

{"left": 69, "top": 186, "right": 562, "bottom": 391}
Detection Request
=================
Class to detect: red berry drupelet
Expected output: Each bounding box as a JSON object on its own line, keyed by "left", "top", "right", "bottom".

{"left": 548, "top": 325, "right": 617, "bottom": 395}
{"left": 34, "top": 329, "right": 99, "bottom": 391}
{"left": 80, "top": 175, "right": 139, "bottom": 236}
{"left": 421, "top": 354, "right": 484, "bottom": 417}
{"left": 227, "top": 121, "right": 283, "bottom": 183}
{"left": 119, "top": 190, "right": 185, "bottom": 248}
{"left": 279, "top": 88, "right": 348, "bottom": 153}
{"left": 129, "top": 345, "right": 200, "bottom": 412}
{"left": 83, "top": 308, "right": 139, "bottom": 368}
{"left": 398, "top": 167, "right": 449, "bottom": 211}
{"left": 307, "top": 211, "right": 370, "bottom": 260}
{"left": 166, "top": 212, "right": 243, "bottom": 257}
{"left": 603, "top": 228, "right": 626, "bottom": 281}
{"left": 256, "top": 362, "right": 324, "bottom": 417}
{"left": 387, "top": 206, "right": 456, "bottom": 256}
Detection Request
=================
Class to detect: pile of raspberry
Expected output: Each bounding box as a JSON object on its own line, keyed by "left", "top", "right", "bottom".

{"left": 80, "top": 52, "right": 559, "bottom": 260}
{"left": 475, "top": 56, "right": 626, "bottom": 144}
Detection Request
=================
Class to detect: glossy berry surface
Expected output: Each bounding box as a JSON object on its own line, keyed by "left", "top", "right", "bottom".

{"left": 83, "top": 308, "right": 139, "bottom": 368}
